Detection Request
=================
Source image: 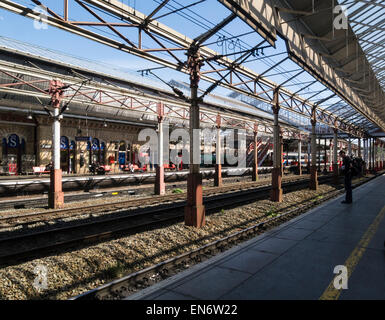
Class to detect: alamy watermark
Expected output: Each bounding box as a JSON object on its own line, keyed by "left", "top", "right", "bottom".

{"left": 137, "top": 126, "right": 247, "bottom": 174}
{"left": 33, "top": 264, "right": 48, "bottom": 291}
{"left": 333, "top": 5, "right": 348, "bottom": 30}
{"left": 33, "top": 5, "right": 48, "bottom": 30}
{"left": 333, "top": 265, "right": 348, "bottom": 290}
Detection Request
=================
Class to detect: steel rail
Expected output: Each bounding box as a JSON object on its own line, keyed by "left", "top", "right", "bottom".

{"left": 0, "top": 174, "right": 329, "bottom": 266}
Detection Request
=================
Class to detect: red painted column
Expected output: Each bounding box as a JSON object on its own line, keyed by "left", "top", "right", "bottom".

{"left": 155, "top": 102, "right": 165, "bottom": 195}
{"left": 184, "top": 48, "right": 205, "bottom": 228}
{"left": 252, "top": 123, "right": 259, "bottom": 181}
{"left": 214, "top": 114, "right": 222, "bottom": 187}
{"left": 270, "top": 88, "right": 283, "bottom": 202}
{"left": 48, "top": 80, "right": 64, "bottom": 209}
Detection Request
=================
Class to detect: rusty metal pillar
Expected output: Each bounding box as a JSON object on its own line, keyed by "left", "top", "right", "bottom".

{"left": 333, "top": 128, "right": 339, "bottom": 184}
{"left": 184, "top": 47, "right": 205, "bottom": 228}
{"left": 214, "top": 114, "right": 222, "bottom": 187}
{"left": 310, "top": 114, "right": 318, "bottom": 190}
{"left": 252, "top": 123, "right": 258, "bottom": 181}
{"left": 155, "top": 102, "right": 165, "bottom": 195}
{"left": 270, "top": 88, "right": 283, "bottom": 202}
{"left": 297, "top": 135, "right": 302, "bottom": 176}
{"left": 48, "top": 80, "right": 64, "bottom": 209}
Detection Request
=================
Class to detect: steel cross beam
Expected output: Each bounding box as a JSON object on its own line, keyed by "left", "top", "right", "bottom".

{"left": 0, "top": 0, "right": 368, "bottom": 136}
{"left": 0, "top": 57, "right": 303, "bottom": 138}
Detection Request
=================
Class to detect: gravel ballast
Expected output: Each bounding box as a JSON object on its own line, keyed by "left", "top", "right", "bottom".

{"left": 0, "top": 177, "right": 365, "bottom": 300}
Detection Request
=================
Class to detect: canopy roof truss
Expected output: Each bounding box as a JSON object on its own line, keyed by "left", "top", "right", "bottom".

{"left": 0, "top": 0, "right": 384, "bottom": 138}
{"left": 0, "top": 49, "right": 305, "bottom": 138}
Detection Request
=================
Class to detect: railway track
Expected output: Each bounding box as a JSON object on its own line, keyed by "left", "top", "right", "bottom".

{"left": 0, "top": 174, "right": 308, "bottom": 228}
{"left": 71, "top": 173, "right": 380, "bottom": 300}
{"left": 0, "top": 172, "right": 265, "bottom": 211}
{"left": 0, "top": 174, "right": 325, "bottom": 266}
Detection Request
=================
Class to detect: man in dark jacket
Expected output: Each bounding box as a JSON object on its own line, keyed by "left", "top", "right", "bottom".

{"left": 339, "top": 150, "right": 352, "bottom": 204}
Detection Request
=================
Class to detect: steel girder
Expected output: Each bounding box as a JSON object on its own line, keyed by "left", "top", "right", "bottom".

{"left": 0, "top": 53, "right": 305, "bottom": 138}
{"left": 220, "top": 0, "right": 385, "bottom": 133}
{"left": 0, "top": 0, "right": 369, "bottom": 137}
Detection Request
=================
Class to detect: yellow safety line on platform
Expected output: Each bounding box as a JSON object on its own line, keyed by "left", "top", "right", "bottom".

{"left": 320, "top": 204, "right": 385, "bottom": 300}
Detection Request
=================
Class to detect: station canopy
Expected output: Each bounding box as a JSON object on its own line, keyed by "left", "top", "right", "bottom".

{"left": 0, "top": 0, "right": 384, "bottom": 137}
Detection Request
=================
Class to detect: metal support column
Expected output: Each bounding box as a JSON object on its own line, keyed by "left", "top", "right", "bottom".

{"left": 310, "top": 117, "right": 318, "bottom": 190}
{"left": 364, "top": 138, "right": 368, "bottom": 172}
{"left": 214, "top": 114, "right": 222, "bottom": 187}
{"left": 184, "top": 47, "right": 205, "bottom": 228}
{"left": 371, "top": 138, "right": 375, "bottom": 172}
{"left": 252, "top": 123, "right": 258, "bottom": 181}
{"left": 333, "top": 128, "right": 339, "bottom": 184}
{"left": 323, "top": 138, "right": 327, "bottom": 173}
{"left": 48, "top": 80, "right": 64, "bottom": 209}
{"left": 280, "top": 128, "right": 284, "bottom": 177}
{"left": 270, "top": 88, "right": 283, "bottom": 202}
{"left": 307, "top": 138, "right": 311, "bottom": 174}
{"left": 297, "top": 136, "right": 302, "bottom": 176}
{"left": 381, "top": 142, "right": 385, "bottom": 170}
{"left": 374, "top": 139, "right": 379, "bottom": 171}
{"left": 317, "top": 137, "right": 321, "bottom": 172}
{"left": 368, "top": 138, "right": 373, "bottom": 173}
{"left": 329, "top": 139, "right": 333, "bottom": 172}
{"left": 348, "top": 136, "right": 352, "bottom": 156}
{"left": 155, "top": 102, "right": 165, "bottom": 195}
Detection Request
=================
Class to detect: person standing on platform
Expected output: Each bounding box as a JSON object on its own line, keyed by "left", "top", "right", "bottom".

{"left": 339, "top": 150, "right": 352, "bottom": 204}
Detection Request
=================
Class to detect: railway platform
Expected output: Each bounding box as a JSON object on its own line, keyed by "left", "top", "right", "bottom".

{"left": 128, "top": 174, "right": 385, "bottom": 300}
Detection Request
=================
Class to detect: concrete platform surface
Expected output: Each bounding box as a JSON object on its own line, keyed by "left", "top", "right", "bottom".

{"left": 127, "top": 174, "right": 385, "bottom": 300}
